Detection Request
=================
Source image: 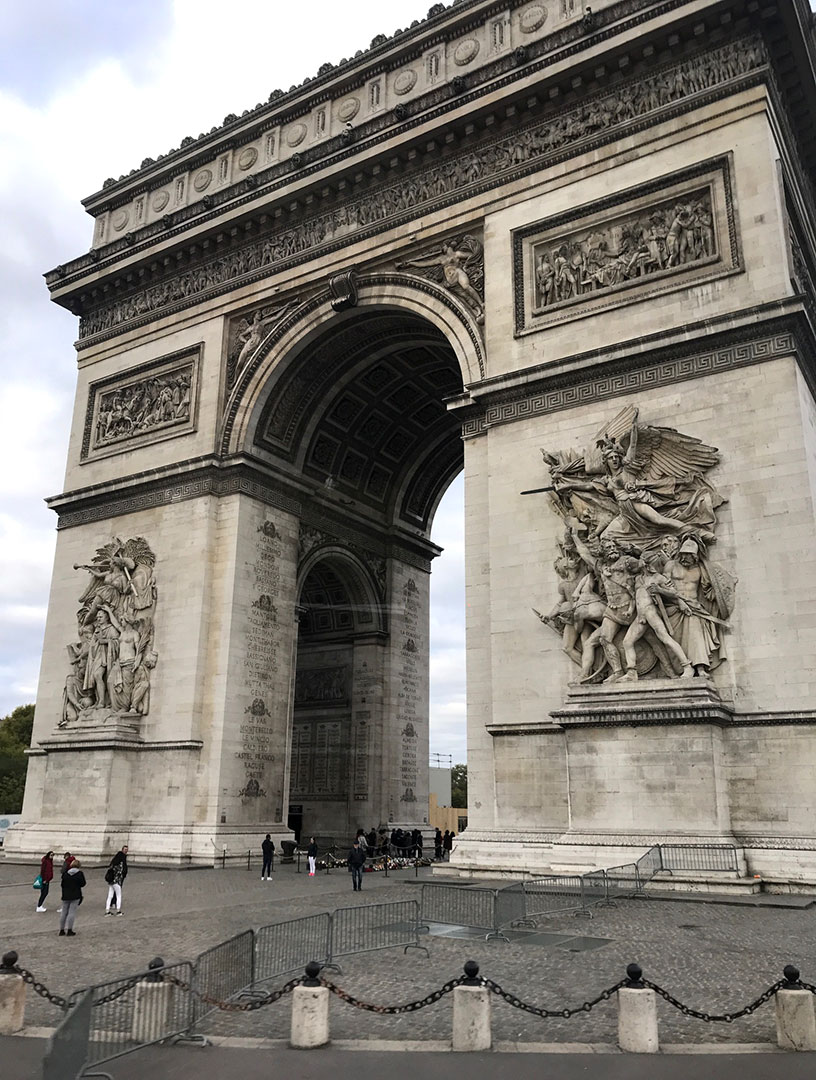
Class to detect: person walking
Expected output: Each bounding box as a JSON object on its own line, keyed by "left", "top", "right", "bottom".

{"left": 104, "top": 846, "right": 128, "bottom": 916}
{"left": 307, "top": 837, "right": 318, "bottom": 876}
{"left": 261, "top": 834, "right": 275, "bottom": 880}
{"left": 36, "top": 851, "right": 54, "bottom": 912}
{"left": 59, "top": 857, "right": 86, "bottom": 936}
{"left": 348, "top": 838, "right": 366, "bottom": 891}
{"left": 434, "top": 829, "right": 443, "bottom": 861}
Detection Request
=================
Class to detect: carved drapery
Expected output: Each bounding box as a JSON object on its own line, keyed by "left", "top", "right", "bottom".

{"left": 536, "top": 406, "right": 736, "bottom": 683}
{"left": 61, "top": 538, "right": 159, "bottom": 728}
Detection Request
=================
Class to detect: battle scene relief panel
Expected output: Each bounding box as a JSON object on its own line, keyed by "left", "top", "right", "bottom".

{"left": 514, "top": 156, "right": 740, "bottom": 334}
{"left": 82, "top": 347, "right": 200, "bottom": 460}
{"left": 534, "top": 405, "right": 737, "bottom": 684}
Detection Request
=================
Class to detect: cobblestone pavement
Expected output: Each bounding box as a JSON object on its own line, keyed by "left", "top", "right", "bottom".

{"left": 3, "top": 858, "right": 816, "bottom": 1048}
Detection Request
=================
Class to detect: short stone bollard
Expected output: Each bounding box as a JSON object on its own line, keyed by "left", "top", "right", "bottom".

{"left": 618, "top": 963, "right": 659, "bottom": 1053}
{"left": 0, "top": 951, "right": 26, "bottom": 1035}
{"left": 290, "top": 962, "right": 329, "bottom": 1049}
{"left": 453, "top": 961, "right": 491, "bottom": 1051}
{"left": 775, "top": 966, "right": 816, "bottom": 1051}
{"left": 131, "top": 957, "right": 174, "bottom": 1044}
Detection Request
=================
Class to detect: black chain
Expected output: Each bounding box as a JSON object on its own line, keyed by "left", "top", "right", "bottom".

{"left": 321, "top": 975, "right": 463, "bottom": 1013}
{"left": 91, "top": 977, "right": 143, "bottom": 1006}
{"left": 13, "top": 966, "right": 69, "bottom": 1010}
{"left": 642, "top": 978, "right": 786, "bottom": 1022}
{"left": 799, "top": 981, "right": 816, "bottom": 994}
{"left": 483, "top": 977, "right": 627, "bottom": 1018}
{"left": 164, "top": 972, "right": 300, "bottom": 1011}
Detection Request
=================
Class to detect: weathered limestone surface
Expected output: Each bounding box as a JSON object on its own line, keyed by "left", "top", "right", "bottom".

{"left": 8, "top": 0, "right": 816, "bottom": 875}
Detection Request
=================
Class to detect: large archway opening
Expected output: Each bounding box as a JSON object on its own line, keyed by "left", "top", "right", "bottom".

{"left": 244, "top": 299, "right": 471, "bottom": 844}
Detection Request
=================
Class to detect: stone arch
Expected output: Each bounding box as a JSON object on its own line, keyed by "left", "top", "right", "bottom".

{"left": 297, "top": 539, "right": 386, "bottom": 636}
{"left": 221, "top": 272, "right": 484, "bottom": 461}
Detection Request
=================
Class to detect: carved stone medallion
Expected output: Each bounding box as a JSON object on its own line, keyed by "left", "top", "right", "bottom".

{"left": 338, "top": 97, "right": 360, "bottom": 121}
{"left": 520, "top": 4, "right": 548, "bottom": 32}
{"left": 454, "top": 38, "right": 480, "bottom": 65}
{"left": 151, "top": 190, "right": 169, "bottom": 212}
{"left": 193, "top": 169, "right": 213, "bottom": 192}
{"left": 238, "top": 147, "right": 258, "bottom": 170}
{"left": 286, "top": 123, "right": 308, "bottom": 148}
{"left": 394, "top": 69, "right": 418, "bottom": 95}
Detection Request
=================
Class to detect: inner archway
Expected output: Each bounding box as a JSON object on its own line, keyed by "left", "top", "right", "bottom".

{"left": 252, "top": 298, "right": 471, "bottom": 845}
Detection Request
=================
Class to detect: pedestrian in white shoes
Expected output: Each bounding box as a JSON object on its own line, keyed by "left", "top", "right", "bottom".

{"left": 36, "top": 851, "right": 54, "bottom": 911}
{"left": 261, "top": 834, "right": 274, "bottom": 880}
{"left": 104, "top": 845, "right": 128, "bottom": 916}
{"left": 307, "top": 837, "right": 318, "bottom": 876}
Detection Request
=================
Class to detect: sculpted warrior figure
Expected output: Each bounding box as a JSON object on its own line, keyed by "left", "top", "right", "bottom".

{"left": 62, "top": 537, "right": 159, "bottom": 727}
{"left": 534, "top": 405, "right": 735, "bottom": 683}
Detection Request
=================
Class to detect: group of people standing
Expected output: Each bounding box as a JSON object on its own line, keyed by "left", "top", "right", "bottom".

{"left": 36, "top": 846, "right": 129, "bottom": 935}
{"left": 434, "top": 829, "right": 456, "bottom": 861}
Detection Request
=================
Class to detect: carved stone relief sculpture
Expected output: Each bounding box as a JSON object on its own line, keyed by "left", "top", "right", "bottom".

{"left": 532, "top": 188, "right": 716, "bottom": 311}
{"left": 61, "top": 537, "right": 158, "bottom": 728}
{"left": 534, "top": 406, "right": 736, "bottom": 684}
{"left": 84, "top": 352, "right": 199, "bottom": 459}
{"left": 225, "top": 299, "right": 301, "bottom": 393}
{"left": 397, "top": 234, "right": 484, "bottom": 323}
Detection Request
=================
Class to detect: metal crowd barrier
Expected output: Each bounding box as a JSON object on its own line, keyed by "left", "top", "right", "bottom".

{"left": 42, "top": 989, "right": 93, "bottom": 1080}
{"left": 254, "top": 912, "right": 331, "bottom": 986}
{"left": 63, "top": 961, "right": 195, "bottom": 1072}
{"left": 419, "top": 884, "right": 499, "bottom": 933}
{"left": 329, "top": 899, "right": 426, "bottom": 962}
{"left": 193, "top": 930, "right": 254, "bottom": 1025}
{"left": 659, "top": 844, "right": 739, "bottom": 872}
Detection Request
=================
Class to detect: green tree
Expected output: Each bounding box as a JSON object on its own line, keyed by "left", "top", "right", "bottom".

{"left": 0, "top": 704, "right": 34, "bottom": 813}
{"left": 451, "top": 763, "right": 467, "bottom": 808}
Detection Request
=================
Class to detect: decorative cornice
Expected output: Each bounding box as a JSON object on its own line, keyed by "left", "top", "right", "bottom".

{"left": 37, "top": 739, "right": 204, "bottom": 754}
{"left": 70, "top": 34, "right": 768, "bottom": 347}
{"left": 460, "top": 310, "right": 814, "bottom": 438}
{"left": 48, "top": 456, "right": 438, "bottom": 571}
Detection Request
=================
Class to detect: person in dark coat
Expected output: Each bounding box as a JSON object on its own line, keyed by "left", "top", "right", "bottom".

{"left": 348, "top": 839, "right": 366, "bottom": 891}
{"left": 104, "top": 846, "right": 128, "bottom": 916}
{"left": 307, "top": 837, "right": 318, "bottom": 876}
{"left": 36, "top": 851, "right": 54, "bottom": 912}
{"left": 261, "top": 834, "right": 275, "bottom": 880}
{"left": 366, "top": 828, "right": 377, "bottom": 851}
{"left": 59, "top": 857, "right": 86, "bottom": 936}
{"left": 56, "top": 852, "right": 72, "bottom": 915}
{"left": 443, "top": 830, "right": 455, "bottom": 860}
{"left": 434, "top": 829, "right": 443, "bottom": 861}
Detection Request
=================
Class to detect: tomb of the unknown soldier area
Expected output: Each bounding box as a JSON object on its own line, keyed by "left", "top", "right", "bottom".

{"left": 8, "top": 0, "right": 816, "bottom": 890}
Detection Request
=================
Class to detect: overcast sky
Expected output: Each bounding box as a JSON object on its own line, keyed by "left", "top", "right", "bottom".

{"left": 0, "top": 0, "right": 467, "bottom": 761}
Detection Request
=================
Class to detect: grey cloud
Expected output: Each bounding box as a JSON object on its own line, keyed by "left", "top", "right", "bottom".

{"left": 0, "top": 0, "right": 174, "bottom": 105}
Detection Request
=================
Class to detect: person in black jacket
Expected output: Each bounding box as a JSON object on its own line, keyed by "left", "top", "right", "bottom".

{"left": 59, "top": 857, "right": 86, "bottom": 936}
{"left": 348, "top": 839, "right": 366, "bottom": 891}
{"left": 434, "top": 829, "right": 443, "bottom": 861}
{"left": 307, "top": 837, "right": 318, "bottom": 876}
{"left": 104, "top": 846, "right": 128, "bottom": 916}
{"left": 261, "top": 834, "right": 275, "bottom": 880}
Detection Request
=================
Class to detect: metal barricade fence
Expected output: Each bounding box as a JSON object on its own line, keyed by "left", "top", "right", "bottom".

{"left": 659, "top": 844, "right": 739, "bottom": 872}
{"left": 519, "top": 876, "right": 590, "bottom": 920}
{"left": 42, "top": 989, "right": 93, "bottom": 1080}
{"left": 255, "top": 913, "right": 331, "bottom": 985}
{"left": 493, "top": 881, "right": 528, "bottom": 931}
{"left": 636, "top": 845, "right": 664, "bottom": 886}
{"left": 603, "top": 863, "right": 641, "bottom": 902}
{"left": 329, "top": 900, "right": 424, "bottom": 962}
{"left": 419, "top": 884, "right": 498, "bottom": 931}
{"left": 192, "top": 929, "right": 254, "bottom": 1025}
{"left": 63, "top": 961, "right": 195, "bottom": 1071}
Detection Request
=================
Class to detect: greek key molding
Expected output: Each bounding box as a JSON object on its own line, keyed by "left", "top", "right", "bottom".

{"left": 461, "top": 324, "right": 801, "bottom": 439}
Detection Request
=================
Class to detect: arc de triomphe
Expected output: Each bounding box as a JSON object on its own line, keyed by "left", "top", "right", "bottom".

{"left": 8, "top": 0, "right": 816, "bottom": 879}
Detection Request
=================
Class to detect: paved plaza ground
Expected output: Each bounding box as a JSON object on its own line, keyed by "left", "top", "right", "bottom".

{"left": 2, "top": 855, "right": 816, "bottom": 1077}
